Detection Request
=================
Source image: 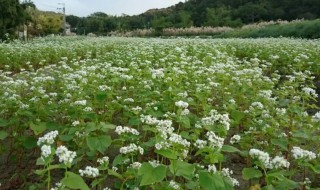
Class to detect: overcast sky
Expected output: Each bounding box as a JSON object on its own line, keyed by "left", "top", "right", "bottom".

{"left": 32, "top": 0, "right": 184, "bottom": 17}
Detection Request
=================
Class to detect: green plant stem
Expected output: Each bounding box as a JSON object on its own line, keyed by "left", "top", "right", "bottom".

{"left": 47, "top": 165, "right": 51, "bottom": 190}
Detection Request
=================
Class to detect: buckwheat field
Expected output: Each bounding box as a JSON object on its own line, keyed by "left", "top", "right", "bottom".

{"left": 0, "top": 37, "right": 320, "bottom": 190}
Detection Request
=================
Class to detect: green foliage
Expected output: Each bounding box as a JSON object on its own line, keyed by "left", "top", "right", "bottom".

{"left": 215, "top": 19, "right": 320, "bottom": 39}
{"left": 0, "top": 0, "right": 29, "bottom": 40}
{"left": 64, "top": 0, "right": 320, "bottom": 35}
{"left": 138, "top": 163, "right": 166, "bottom": 186}
{"left": 0, "top": 37, "right": 320, "bottom": 189}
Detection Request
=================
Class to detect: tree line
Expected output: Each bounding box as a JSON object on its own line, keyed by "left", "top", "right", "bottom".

{"left": 67, "top": 0, "right": 320, "bottom": 35}
{"left": 1, "top": 0, "right": 320, "bottom": 39}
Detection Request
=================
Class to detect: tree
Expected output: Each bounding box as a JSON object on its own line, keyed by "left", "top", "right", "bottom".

{"left": 0, "top": 0, "right": 27, "bottom": 40}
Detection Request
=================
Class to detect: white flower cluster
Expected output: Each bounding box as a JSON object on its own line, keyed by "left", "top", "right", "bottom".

{"left": 140, "top": 114, "right": 159, "bottom": 125}
{"left": 73, "top": 100, "right": 87, "bottom": 106}
{"left": 291, "top": 146, "right": 316, "bottom": 161}
{"left": 249, "top": 148, "right": 290, "bottom": 169}
{"left": 230, "top": 135, "right": 241, "bottom": 144}
{"left": 124, "top": 98, "right": 134, "bottom": 103}
{"left": 221, "top": 168, "right": 239, "bottom": 187}
{"left": 55, "top": 145, "right": 77, "bottom": 165}
{"left": 207, "top": 164, "right": 217, "bottom": 173}
{"left": 41, "top": 145, "right": 51, "bottom": 158}
{"left": 175, "top": 100, "right": 189, "bottom": 109}
{"left": 150, "top": 68, "right": 165, "bottom": 79}
{"left": 79, "top": 166, "right": 99, "bottom": 177}
{"left": 119, "top": 143, "right": 144, "bottom": 155}
{"left": 72, "top": 120, "right": 80, "bottom": 126}
{"left": 169, "top": 180, "right": 180, "bottom": 190}
{"left": 181, "top": 108, "right": 190, "bottom": 116}
{"left": 250, "top": 102, "right": 264, "bottom": 110}
{"left": 37, "top": 130, "right": 59, "bottom": 146}
{"left": 97, "top": 156, "right": 109, "bottom": 165}
{"left": 130, "top": 162, "right": 142, "bottom": 169}
{"left": 312, "top": 112, "right": 320, "bottom": 122}
{"left": 302, "top": 87, "right": 318, "bottom": 98}
{"left": 201, "top": 110, "right": 230, "bottom": 130}
{"left": 194, "top": 139, "right": 207, "bottom": 149}
{"left": 168, "top": 133, "right": 191, "bottom": 147}
{"left": 148, "top": 160, "right": 160, "bottom": 168}
{"left": 206, "top": 131, "right": 224, "bottom": 149}
{"left": 115, "top": 126, "right": 139, "bottom": 135}
{"left": 249, "top": 149, "right": 270, "bottom": 168}
{"left": 270, "top": 156, "right": 290, "bottom": 169}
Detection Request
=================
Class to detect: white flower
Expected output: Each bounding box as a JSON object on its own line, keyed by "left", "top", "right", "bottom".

{"left": 41, "top": 145, "right": 51, "bottom": 158}
{"left": 194, "top": 139, "right": 207, "bottom": 149}
{"left": 302, "top": 87, "right": 318, "bottom": 98}
{"left": 37, "top": 130, "right": 59, "bottom": 146}
{"left": 175, "top": 101, "right": 189, "bottom": 109}
{"left": 97, "top": 156, "right": 109, "bottom": 165}
{"left": 130, "top": 162, "right": 142, "bottom": 169}
{"left": 230, "top": 135, "right": 241, "bottom": 144}
{"left": 270, "top": 156, "right": 290, "bottom": 169}
{"left": 115, "top": 126, "right": 139, "bottom": 135}
{"left": 312, "top": 112, "right": 320, "bottom": 122}
{"left": 208, "top": 164, "right": 217, "bottom": 173}
{"left": 181, "top": 108, "right": 190, "bottom": 115}
{"left": 249, "top": 149, "right": 270, "bottom": 168}
{"left": 119, "top": 143, "right": 144, "bottom": 155}
{"left": 206, "top": 131, "right": 224, "bottom": 149}
{"left": 148, "top": 160, "right": 160, "bottom": 168}
{"left": 79, "top": 166, "right": 99, "bottom": 177}
{"left": 83, "top": 107, "right": 92, "bottom": 112}
{"left": 72, "top": 121, "right": 80, "bottom": 126}
{"left": 74, "top": 100, "right": 87, "bottom": 106}
{"left": 291, "top": 146, "right": 316, "bottom": 161}
{"left": 55, "top": 145, "right": 77, "bottom": 165}
{"left": 169, "top": 180, "right": 180, "bottom": 190}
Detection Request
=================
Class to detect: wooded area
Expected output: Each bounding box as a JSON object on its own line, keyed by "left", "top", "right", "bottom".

{"left": 1, "top": 0, "right": 320, "bottom": 39}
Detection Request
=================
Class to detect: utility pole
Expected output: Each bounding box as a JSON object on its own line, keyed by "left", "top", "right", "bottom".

{"left": 58, "top": 3, "right": 66, "bottom": 35}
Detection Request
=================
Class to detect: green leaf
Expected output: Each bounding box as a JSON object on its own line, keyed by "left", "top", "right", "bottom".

{"left": 273, "top": 178, "right": 299, "bottom": 189}
{"left": 155, "top": 149, "right": 177, "bottom": 160}
{"left": 21, "top": 136, "right": 37, "bottom": 149}
{"left": 230, "top": 110, "right": 245, "bottom": 124}
{"left": 177, "top": 116, "right": 190, "bottom": 128}
{"left": 85, "top": 122, "right": 98, "bottom": 132}
{"left": 30, "top": 122, "right": 47, "bottom": 135}
{"left": 169, "top": 160, "right": 195, "bottom": 180}
{"left": 242, "top": 167, "right": 263, "bottom": 180}
{"left": 271, "top": 138, "right": 288, "bottom": 151}
{"left": 138, "top": 163, "right": 166, "bottom": 186}
{"left": 112, "top": 154, "right": 127, "bottom": 166}
{"left": 0, "top": 130, "right": 9, "bottom": 140}
{"left": 108, "top": 169, "right": 123, "bottom": 179}
{"left": 59, "top": 134, "right": 74, "bottom": 142}
{"left": 96, "top": 93, "right": 107, "bottom": 102}
{"left": 221, "top": 145, "right": 240, "bottom": 153}
{"left": 86, "top": 135, "right": 112, "bottom": 154}
{"left": 62, "top": 171, "right": 90, "bottom": 190}
{"left": 129, "top": 117, "right": 141, "bottom": 126}
{"left": 199, "top": 172, "right": 228, "bottom": 190}
{"left": 99, "top": 122, "right": 116, "bottom": 132}
{"left": 0, "top": 119, "right": 9, "bottom": 127}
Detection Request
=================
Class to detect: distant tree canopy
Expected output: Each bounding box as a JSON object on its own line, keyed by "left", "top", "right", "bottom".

{"left": 0, "top": 0, "right": 32, "bottom": 39}
{"left": 66, "top": 0, "right": 320, "bottom": 35}
{"left": 2, "top": 0, "right": 320, "bottom": 38}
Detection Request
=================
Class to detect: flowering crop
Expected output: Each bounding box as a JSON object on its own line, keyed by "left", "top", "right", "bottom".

{"left": 0, "top": 37, "right": 320, "bottom": 189}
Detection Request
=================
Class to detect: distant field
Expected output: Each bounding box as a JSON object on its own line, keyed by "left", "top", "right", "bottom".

{"left": 0, "top": 37, "right": 320, "bottom": 189}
